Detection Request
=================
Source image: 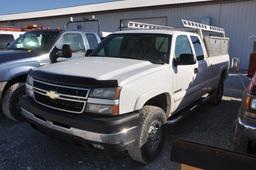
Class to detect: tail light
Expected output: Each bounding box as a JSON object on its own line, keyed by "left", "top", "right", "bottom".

{"left": 245, "top": 73, "right": 256, "bottom": 117}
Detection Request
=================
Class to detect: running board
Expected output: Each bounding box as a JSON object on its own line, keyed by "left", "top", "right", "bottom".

{"left": 166, "top": 95, "right": 210, "bottom": 125}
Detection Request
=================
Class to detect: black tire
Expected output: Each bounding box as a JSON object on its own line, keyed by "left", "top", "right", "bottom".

{"left": 233, "top": 124, "right": 248, "bottom": 153}
{"left": 128, "top": 105, "right": 167, "bottom": 164}
{"left": 209, "top": 78, "right": 224, "bottom": 105}
{"left": 2, "top": 83, "right": 26, "bottom": 121}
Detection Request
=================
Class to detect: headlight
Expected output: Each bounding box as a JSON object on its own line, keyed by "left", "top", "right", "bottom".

{"left": 26, "top": 75, "right": 34, "bottom": 98}
{"left": 85, "top": 104, "right": 119, "bottom": 115}
{"left": 89, "top": 87, "right": 121, "bottom": 99}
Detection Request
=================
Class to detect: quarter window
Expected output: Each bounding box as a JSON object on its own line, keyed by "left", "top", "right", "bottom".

{"left": 191, "top": 36, "right": 204, "bottom": 60}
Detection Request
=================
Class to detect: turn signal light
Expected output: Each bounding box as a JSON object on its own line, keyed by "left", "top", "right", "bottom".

{"left": 245, "top": 95, "right": 251, "bottom": 111}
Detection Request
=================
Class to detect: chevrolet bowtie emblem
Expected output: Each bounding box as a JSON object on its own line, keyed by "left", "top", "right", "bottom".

{"left": 46, "top": 91, "right": 59, "bottom": 100}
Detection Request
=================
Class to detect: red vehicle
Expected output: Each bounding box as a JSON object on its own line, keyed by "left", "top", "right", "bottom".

{"left": 233, "top": 72, "right": 256, "bottom": 152}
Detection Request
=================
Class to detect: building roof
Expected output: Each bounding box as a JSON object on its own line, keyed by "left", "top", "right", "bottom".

{"left": 0, "top": 0, "right": 212, "bottom": 22}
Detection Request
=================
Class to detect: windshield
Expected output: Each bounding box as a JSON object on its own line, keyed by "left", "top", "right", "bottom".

{"left": 9, "top": 31, "right": 61, "bottom": 53}
{"left": 92, "top": 34, "right": 171, "bottom": 64}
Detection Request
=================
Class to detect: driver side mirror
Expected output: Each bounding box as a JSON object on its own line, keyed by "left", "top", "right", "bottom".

{"left": 62, "top": 44, "right": 72, "bottom": 58}
{"left": 173, "top": 54, "right": 196, "bottom": 66}
{"left": 85, "top": 49, "right": 93, "bottom": 56}
{"left": 50, "top": 44, "right": 72, "bottom": 63}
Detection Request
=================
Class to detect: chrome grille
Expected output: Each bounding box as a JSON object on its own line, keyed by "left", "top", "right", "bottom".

{"left": 32, "top": 79, "right": 90, "bottom": 114}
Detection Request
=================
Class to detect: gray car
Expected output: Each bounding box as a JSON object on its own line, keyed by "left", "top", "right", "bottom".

{"left": 0, "top": 29, "right": 101, "bottom": 121}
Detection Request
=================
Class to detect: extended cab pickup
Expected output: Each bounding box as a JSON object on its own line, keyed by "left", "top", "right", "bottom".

{"left": 21, "top": 21, "right": 230, "bottom": 163}
{"left": 0, "top": 29, "right": 101, "bottom": 121}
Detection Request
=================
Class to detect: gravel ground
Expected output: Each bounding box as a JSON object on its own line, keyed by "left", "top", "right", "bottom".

{"left": 0, "top": 74, "right": 248, "bottom": 170}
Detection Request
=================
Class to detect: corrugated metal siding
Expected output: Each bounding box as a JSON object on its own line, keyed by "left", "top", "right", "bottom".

{"left": 2, "top": 0, "right": 254, "bottom": 68}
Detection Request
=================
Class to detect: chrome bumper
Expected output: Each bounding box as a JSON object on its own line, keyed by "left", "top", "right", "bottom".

{"left": 22, "top": 108, "right": 137, "bottom": 145}
{"left": 238, "top": 118, "right": 256, "bottom": 130}
{"left": 236, "top": 117, "right": 256, "bottom": 140}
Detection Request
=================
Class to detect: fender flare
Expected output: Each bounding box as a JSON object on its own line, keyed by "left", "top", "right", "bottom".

{"left": 134, "top": 89, "right": 172, "bottom": 112}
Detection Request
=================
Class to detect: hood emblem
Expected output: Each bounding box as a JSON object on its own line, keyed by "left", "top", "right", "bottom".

{"left": 46, "top": 91, "right": 60, "bottom": 100}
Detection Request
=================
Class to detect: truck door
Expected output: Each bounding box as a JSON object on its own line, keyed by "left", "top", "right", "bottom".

{"left": 55, "top": 32, "right": 86, "bottom": 61}
{"left": 173, "top": 35, "right": 198, "bottom": 111}
{"left": 190, "top": 35, "right": 210, "bottom": 97}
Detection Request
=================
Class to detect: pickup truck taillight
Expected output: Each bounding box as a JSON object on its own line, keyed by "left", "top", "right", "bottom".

{"left": 245, "top": 74, "right": 256, "bottom": 117}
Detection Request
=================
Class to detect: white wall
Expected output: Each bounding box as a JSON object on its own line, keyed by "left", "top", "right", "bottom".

{"left": 4, "top": 0, "right": 255, "bottom": 69}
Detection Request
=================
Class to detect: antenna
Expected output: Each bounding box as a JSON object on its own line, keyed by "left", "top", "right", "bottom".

{"left": 127, "top": 21, "right": 174, "bottom": 30}
{"left": 182, "top": 19, "right": 225, "bottom": 37}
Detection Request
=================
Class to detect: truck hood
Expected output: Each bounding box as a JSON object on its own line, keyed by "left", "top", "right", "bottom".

{"left": 39, "top": 57, "right": 163, "bottom": 86}
{"left": 0, "top": 50, "right": 35, "bottom": 64}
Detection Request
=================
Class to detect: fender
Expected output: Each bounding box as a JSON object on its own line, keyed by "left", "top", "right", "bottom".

{"left": 7, "top": 65, "right": 36, "bottom": 82}
{"left": 134, "top": 88, "right": 172, "bottom": 113}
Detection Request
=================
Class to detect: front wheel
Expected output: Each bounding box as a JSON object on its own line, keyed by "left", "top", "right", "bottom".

{"left": 128, "top": 106, "right": 167, "bottom": 164}
{"left": 2, "top": 83, "right": 25, "bottom": 121}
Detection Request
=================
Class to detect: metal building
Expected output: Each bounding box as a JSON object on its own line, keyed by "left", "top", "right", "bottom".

{"left": 0, "top": 0, "right": 254, "bottom": 69}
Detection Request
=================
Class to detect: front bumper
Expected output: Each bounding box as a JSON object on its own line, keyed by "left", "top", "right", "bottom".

{"left": 21, "top": 96, "right": 139, "bottom": 148}
{"left": 0, "top": 81, "right": 7, "bottom": 102}
{"left": 235, "top": 116, "right": 256, "bottom": 141}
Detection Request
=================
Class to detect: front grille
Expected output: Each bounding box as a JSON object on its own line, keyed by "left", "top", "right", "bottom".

{"left": 32, "top": 79, "right": 89, "bottom": 114}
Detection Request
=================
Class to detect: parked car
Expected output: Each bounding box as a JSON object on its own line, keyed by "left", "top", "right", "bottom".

{"left": 20, "top": 20, "right": 230, "bottom": 163}
{"left": 0, "top": 29, "right": 101, "bottom": 121}
{"left": 233, "top": 72, "right": 256, "bottom": 152}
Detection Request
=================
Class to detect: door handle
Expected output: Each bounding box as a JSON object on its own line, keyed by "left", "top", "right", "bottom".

{"left": 194, "top": 68, "right": 198, "bottom": 74}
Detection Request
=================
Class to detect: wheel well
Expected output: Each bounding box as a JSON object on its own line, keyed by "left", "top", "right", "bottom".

{"left": 2, "top": 74, "right": 27, "bottom": 97}
{"left": 144, "top": 93, "right": 171, "bottom": 116}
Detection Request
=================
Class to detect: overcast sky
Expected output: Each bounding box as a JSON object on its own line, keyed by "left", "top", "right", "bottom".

{"left": 0, "top": 0, "right": 112, "bottom": 15}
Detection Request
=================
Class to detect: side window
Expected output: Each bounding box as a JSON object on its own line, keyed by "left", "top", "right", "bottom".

{"left": 86, "top": 33, "right": 98, "bottom": 49}
{"left": 175, "top": 35, "right": 193, "bottom": 58}
{"left": 191, "top": 36, "right": 204, "bottom": 60}
{"left": 56, "top": 33, "right": 85, "bottom": 52}
{"left": 0, "top": 34, "right": 14, "bottom": 49}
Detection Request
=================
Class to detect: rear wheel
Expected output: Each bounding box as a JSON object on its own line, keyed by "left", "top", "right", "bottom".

{"left": 2, "top": 83, "right": 25, "bottom": 121}
{"left": 128, "top": 106, "right": 167, "bottom": 164}
{"left": 209, "top": 78, "right": 224, "bottom": 105}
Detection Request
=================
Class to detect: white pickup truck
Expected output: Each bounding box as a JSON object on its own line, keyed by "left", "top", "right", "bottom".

{"left": 21, "top": 20, "right": 230, "bottom": 163}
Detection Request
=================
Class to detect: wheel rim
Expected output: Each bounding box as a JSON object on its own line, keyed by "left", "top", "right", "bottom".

{"left": 146, "top": 120, "right": 163, "bottom": 152}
